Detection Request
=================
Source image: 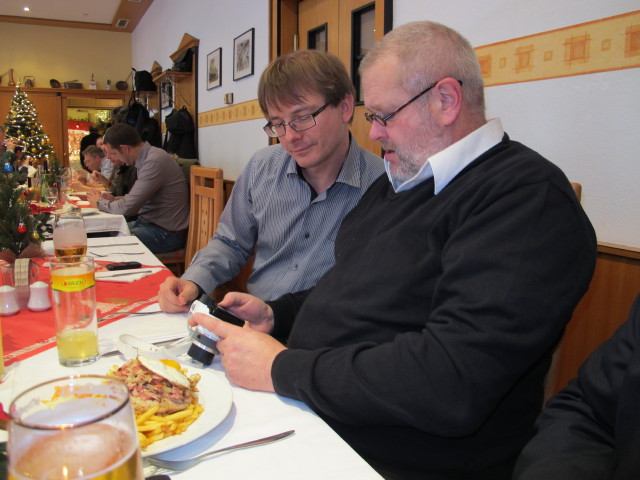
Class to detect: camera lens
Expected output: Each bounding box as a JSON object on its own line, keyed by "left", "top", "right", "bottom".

{"left": 187, "top": 324, "right": 219, "bottom": 365}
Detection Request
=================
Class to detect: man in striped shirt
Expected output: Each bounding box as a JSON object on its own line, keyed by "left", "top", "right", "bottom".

{"left": 158, "top": 50, "right": 383, "bottom": 310}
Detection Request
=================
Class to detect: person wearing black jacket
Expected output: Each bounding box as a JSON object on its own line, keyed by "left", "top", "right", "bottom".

{"left": 514, "top": 294, "right": 640, "bottom": 479}
{"left": 188, "top": 21, "right": 597, "bottom": 479}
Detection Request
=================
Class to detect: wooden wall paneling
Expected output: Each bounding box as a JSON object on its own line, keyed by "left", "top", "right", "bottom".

{"left": 552, "top": 245, "right": 640, "bottom": 395}
{"left": 0, "top": 89, "right": 64, "bottom": 163}
{"left": 1, "top": 87, "right": 131, "bottom": 166}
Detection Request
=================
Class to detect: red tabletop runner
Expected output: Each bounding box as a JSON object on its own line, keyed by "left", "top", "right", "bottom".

{"left": 1, "top": 257, "right": 174, "bottom": 364}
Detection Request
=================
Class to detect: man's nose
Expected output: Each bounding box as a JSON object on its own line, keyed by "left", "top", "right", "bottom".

{"left": 368, "top": 121, "right": 386, "bottom": 142}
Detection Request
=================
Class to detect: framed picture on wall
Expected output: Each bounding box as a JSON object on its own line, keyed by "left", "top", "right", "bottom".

{"left": 233, "top": 28, "right": 254, "bottom": 81}
{"left": 207, "top": 48, "right": 222, "bottom": 89}
{"left": 160, "top": 82, "right": 173, "bottom": 109}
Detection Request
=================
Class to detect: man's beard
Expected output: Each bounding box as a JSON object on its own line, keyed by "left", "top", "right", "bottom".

{"left": 383, "top": 125, "right": 449, "bottom": 183}
{"left": 383, "top": 141, "right": 427, "bottom": 183}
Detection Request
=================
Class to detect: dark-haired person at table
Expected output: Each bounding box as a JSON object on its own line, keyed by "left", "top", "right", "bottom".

{"left": 158, "top": 49, "right": 383, "bottom": 310}
{"left": 514, "top": 293, "right": 640, "bottom": 480}
{"left": 188, "top": 21, "right": 597, "bottom": 480}
{"left": 87, "top": 123, "right": 188, "bottom": 253}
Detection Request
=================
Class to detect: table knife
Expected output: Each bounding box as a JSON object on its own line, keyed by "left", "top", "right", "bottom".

{"left": 91, "top": 243, "right": 139, "bottom": 247}
{"left": 97, "top": 269, "right": 153, "bottom": 278}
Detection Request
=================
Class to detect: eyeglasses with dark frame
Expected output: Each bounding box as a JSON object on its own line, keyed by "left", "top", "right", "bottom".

{"left": 364, "top": 79, "right": 462, "bottom": 127}
{"left": 263, "top": 103, "right": 330, "bottom": 138}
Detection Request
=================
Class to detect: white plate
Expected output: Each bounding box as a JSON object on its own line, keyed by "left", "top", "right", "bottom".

{"left": 80, "top": 208, "right": 100, "bottom": 216}
{"left": 140, "top": 372, "right": 233, "bottom": 457}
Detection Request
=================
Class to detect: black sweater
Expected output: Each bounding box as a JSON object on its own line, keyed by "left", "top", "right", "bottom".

{"left": 270, "top": 136, "right": 597, "bottom": 479}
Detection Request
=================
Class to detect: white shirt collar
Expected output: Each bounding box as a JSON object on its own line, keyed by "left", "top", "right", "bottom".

{"left": 385, "top": 118, "right": 505, "bottom": 193}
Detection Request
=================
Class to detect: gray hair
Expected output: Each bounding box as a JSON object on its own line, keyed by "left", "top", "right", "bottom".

{"left": 360, "top": 21, "right": 485, "bottom": 116}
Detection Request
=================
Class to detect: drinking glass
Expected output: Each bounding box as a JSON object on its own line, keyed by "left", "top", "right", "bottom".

{"left": 45, "top": 186, "right": 59, "bottom": 207}
{"left": 8, "top": 375, "right": 144, "bottom": 480}
{"left": 50, "top": 256, "right": 99, "bottom": 366}
{"left": 53, "top": 211, "right": 87, "bottom": 259}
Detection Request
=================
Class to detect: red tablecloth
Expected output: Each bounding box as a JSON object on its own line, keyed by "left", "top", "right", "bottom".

{"left": 2, "top": 257, "right": 174, "bottom": 364}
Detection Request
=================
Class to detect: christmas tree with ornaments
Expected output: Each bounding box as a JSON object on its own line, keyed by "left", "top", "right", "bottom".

{"left": 4, "top": 86, "right": 55, "bottom": 164}
{"left": 0, "top": 170, "right": 51, "bottom": 260}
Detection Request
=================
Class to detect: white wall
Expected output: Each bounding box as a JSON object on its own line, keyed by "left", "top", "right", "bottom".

{"left": 132, "top": 0, "right": 269, "bottom": 179}
{"left": 394, "top": 0, "right": 640, "bottom": 247}
{"left": 132, "top": 0, "right": 639, "bottom": 248}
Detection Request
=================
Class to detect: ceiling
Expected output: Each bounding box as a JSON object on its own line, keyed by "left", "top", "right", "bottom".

{"left": 0, "top": 0, "right": 153, "bottom": 33}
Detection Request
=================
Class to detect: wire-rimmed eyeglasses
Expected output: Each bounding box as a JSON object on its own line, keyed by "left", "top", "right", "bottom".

{"left": 263, "top": 103, "right": 330, "bottom": 138}
{"left": 364, "top": 79, "right": 462, "bottom": 127}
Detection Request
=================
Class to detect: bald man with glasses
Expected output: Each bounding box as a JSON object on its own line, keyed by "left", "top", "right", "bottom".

{"left": 159, "top": 49, "right": 383, "bottom": 311}
{"left": 188, "top": 21, "right": 596, "bottom": 479}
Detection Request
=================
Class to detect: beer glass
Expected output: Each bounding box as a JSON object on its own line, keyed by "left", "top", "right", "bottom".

{"left": 53, "top": 211, "right": 87, "bottom": 259}
{"left": 50, "top": 256, "right": 99, "bottom": 366}
{"left": 8, "top": 375, "right": 144, "bottom": 480}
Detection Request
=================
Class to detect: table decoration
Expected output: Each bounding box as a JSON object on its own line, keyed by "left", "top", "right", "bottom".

{"left": 0, "top": 171, "right": 51, "bottom": 262}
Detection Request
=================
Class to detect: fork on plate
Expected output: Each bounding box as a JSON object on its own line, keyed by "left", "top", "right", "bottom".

{"left": 145, "top": 430, "right": 295, "bottom": 472}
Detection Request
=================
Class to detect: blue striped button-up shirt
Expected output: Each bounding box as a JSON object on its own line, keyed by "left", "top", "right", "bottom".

{"left": 182, "top": 136, "right": 384, "bottom": 301}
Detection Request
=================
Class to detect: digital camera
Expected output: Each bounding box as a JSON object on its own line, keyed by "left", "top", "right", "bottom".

{"left": 187, "top": 294, "right": 244, "bottom": 365}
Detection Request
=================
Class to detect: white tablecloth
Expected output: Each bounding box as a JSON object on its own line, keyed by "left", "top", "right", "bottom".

{"left": 83, "top": 210, "right": 130, "bottom": 236}
{"left": 1, "top": 238, "right": 382, "bottom": 479}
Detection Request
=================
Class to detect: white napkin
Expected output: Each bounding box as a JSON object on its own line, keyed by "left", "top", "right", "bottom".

{"left": 95, "top": 267, "right": 163, "bottom": 283}
{"left": 66, "top": 195, "right": 81, "bottom": 201}
{"left": 98, "top": 308, "right": 190, "bottom": 356}
{"left": 76, "top": 200, "right": 91, "bottom": 206}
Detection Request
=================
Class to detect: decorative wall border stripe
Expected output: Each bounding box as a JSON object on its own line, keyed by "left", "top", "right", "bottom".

{"left": 199, "top": 99, "right": 262, "bottom": 127}
{"left": 475, "top": 10, "right": 640, "bottom": 86}
{"left": 198, "top": 11, "right": 640, "bottom": 126}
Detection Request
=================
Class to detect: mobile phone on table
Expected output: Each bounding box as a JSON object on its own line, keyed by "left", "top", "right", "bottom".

{"left": 106, "top": 261, "right": 142, "bottom": 271}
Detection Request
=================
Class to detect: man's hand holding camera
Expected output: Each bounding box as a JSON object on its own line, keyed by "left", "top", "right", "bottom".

{"left": 189, "top": 292, "right": 286, "bottom": 392}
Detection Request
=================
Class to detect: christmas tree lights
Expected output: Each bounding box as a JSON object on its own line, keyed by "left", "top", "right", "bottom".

{"left": 4, "top": 86, "right": 56, "bottom": 163}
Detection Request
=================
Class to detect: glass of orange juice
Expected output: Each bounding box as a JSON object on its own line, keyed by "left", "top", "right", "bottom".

{"left": 50, "top": 256, "right": 99, "bottom": 366}
{"left": 8, "top": 375, "right": 143, "bottom": 479}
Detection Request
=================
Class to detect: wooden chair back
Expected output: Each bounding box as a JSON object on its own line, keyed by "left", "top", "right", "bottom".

{"left": 184, "top": 166, "right": 225, "bottom": 268}
{"left": 570, "top": 182, "right": 582, "bottom": 201}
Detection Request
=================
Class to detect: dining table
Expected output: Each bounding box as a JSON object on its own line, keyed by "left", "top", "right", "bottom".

{"left": 82, "top": 209, "right": 131, "bottom": 237}
{"left": 0, "top": 236, "right": 382, "bottom": 479}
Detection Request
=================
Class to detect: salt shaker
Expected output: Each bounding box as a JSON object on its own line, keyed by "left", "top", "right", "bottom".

{"left": 27, "top": 281, "right": 51, "bottom": 311}
{"left": 0, "top": 285, "right": 20, "bottom": 316}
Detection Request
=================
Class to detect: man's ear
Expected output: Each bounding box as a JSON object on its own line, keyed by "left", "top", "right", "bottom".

{"left": 433, "top": 78, "right": 462, "bottom": 126}
{"left": 339, "top": 94, "right": 355, "bottom": 123}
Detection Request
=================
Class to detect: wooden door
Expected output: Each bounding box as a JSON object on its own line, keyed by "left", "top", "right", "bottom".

{"left": 272, "top": 0, "right": 392, "bottom": 156}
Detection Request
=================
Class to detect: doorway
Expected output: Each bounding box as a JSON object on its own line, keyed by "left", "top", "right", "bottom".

{"left": 271, "top": 0, "right": 392, "bottom": 156}
{"left": 65, "top": 97, "right": 125, "bottom": 169}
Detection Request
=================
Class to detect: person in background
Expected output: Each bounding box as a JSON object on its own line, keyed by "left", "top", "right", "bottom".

{"left": 16, "top": 153, "right": 36, "bottom": 186}
{"left": 158, "top": 49, "right": 383, "bottom": 310}
{"left": 514, "top": 293, "right": 640, "bottom": 480}
{"left": 78, "top": 125, "right": 101, "bottom": 170}
{"left": 70, "top": 145, "right": 110, "bottom": 191}
{"left": 188, "top": 21, "right": 597, "bottom": 479}
{"left": 95, "top": 134, "right": 137, "bottom": 199}
{"left": 0, "top": 125, "right": 18, "bottom": 168}
{"left": 87, "top": 123, "right": 188, "bottom": 253}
